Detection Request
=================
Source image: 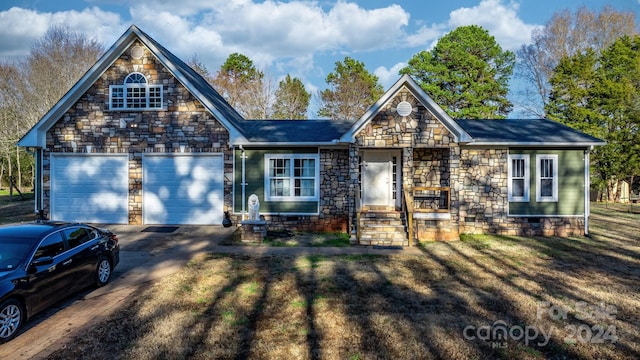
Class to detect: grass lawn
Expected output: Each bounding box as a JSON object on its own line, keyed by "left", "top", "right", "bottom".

{"left": 32, "top": 204, "right": 640, "bottom": 359}
{"left": 0, "top": 192, "right": 36, "bottom": 224}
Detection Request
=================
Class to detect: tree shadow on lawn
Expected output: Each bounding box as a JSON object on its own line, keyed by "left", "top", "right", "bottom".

{"left": 45, "top": 238, "right": 639, "bottom": 360}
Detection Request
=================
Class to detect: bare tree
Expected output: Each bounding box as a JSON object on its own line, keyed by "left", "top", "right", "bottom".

{"left": 210, "top": 53, "right": 278, "bottom": 119}
{"left": 0, "top": 25, "right": 104, "bottom": 190}
{"left": 0, "top": 62, "right": 26, "bottom": 189}
{"left": 318, "top": 56, "right": 384, "bottom": 120}
{"left": 515, "top": 6, "right": 637, "bottom": 117}
{"left": 22, "top": 24, "right": 104, "bottom": 126}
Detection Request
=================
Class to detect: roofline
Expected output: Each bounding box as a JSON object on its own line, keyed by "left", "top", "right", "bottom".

{"left": 465, "top": 141, "right": 606, "bottom": 147}
{"left": 18, "top": 25, "right": 247, "bottom": 147}
{"left": 232, "top": 141, "right": 348, "bottom": 146}
{"left": 18, "top": 26, "right": 139, "bottom": 147}
{"left": 134, "top": 28, "right": 248, "bottom": 143}
{"left": 340, "top": 74, "right": 472, "bottom": 143}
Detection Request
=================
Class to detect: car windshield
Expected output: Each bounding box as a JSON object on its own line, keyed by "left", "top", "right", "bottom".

{"left": 0, "top": 237, "right": 35, "bottom": 272}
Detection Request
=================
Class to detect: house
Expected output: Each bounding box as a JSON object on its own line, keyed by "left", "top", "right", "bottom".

{"left": 18, "top": 25, "right": 605, "bottom": 245}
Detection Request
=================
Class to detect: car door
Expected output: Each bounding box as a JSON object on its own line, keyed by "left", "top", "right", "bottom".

{"left": 27, "top": 231, "right": 69, "bottom": 314}
{"left": 60, "top": 226, "right": 101, "bottom": 290}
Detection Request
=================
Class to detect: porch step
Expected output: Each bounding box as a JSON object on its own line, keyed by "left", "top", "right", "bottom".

{"left": 357, "top": 210, "right": 408, "bottom": 246}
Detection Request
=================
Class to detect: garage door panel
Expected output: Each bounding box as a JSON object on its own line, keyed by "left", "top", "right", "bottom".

{"left": 143, "top": 155, "right": 223, "bottom": 225}
{"left": 51, "top": 155, "right": 128, "bottom": 224}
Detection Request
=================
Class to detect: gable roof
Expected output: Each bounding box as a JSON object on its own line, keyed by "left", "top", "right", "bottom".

{"left": 455, "top": 118, "right": 606, "bottom": 147}
{"left": 339, "top": 74, "right": 472, "bottom": 143}
{"left": 236, "top": 118, "right": 354, "bottom": 145}
{"left": 18, "top": 25, "right": 248, "bottom": 147}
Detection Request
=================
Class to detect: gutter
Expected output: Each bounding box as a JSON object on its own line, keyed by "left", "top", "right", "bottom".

{"left": 463, "top": 141, "right": 606, "bottom": 147}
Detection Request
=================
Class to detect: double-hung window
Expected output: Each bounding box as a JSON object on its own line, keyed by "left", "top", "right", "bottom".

{"left": 508, "top": 154, "right": 529, "bottom": 202}
{"left": 536, "top": 154, "right": 558, "bottom": 202}
{"left": 109, "top": 72, "right": 163, "bottom": 110}
{"left": 265, "top": 154, "right": 319, "bottom": 201}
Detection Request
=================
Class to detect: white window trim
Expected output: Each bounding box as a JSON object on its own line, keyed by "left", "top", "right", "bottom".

{"left": 109, "top": 72, "right": 163, "bottom": 110}
{"left": 264, "top": 154, "right": 320, "bottom": 202}
{"left": 536, "top": 154, "right": 558, "bottom": 202}
{"left": 508, "top": 154, "right": 529, "bottom": 202}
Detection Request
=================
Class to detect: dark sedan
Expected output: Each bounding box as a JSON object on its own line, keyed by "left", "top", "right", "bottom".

{"left": 0, "top": 222, "right": 119, "bottom": 343}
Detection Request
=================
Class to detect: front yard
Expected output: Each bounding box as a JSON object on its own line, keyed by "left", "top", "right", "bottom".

{"left": 35, "top": 204, "right": 640, "bottom": 359}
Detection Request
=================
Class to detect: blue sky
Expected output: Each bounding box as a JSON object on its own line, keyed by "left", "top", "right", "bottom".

{"left": 1, "top": 0, "right": 638, "bottom": 116}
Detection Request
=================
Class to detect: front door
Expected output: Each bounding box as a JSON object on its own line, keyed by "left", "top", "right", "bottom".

{"left": 362, "top": 151, "right": 399, "bottom": 208}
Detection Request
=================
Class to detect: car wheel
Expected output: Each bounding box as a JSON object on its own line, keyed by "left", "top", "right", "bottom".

{"left": 95, "top": 256, "right": 112, "bottom": 287}
{"left": 0, "top": 298, "right": 24, "bottom": 343}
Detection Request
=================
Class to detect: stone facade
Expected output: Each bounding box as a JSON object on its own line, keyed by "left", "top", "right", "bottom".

{"left": 37, "top": 39, "right": 586, "bottom": 238}
{"left": 43, "top": 41, "right": 233, "bottom": 224}
{"left": 349, "top": 87, "right": 586, "bottom": 241}
{"left": 457, "top": 147, "right": 509, "bottom": 234}
{"left": 351, "top": 88, "right": 462, "bottom": 241}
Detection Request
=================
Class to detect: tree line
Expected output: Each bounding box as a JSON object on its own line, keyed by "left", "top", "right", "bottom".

{"left": 0, "top": 6, "right": 637, "bottom": 201}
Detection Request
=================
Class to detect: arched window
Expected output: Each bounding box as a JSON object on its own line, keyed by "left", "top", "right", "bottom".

{"left": 109, "top": 72, "right": 163, "bottom": 110}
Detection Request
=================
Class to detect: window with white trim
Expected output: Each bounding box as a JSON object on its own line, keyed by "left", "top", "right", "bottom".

{"left": 109, "top": 72, "right": 163, "bottom": 110}
{"left": 508, "top": 154, "right": 529, "bottom": 202}
{"left": 536, "top": 154, "right": 558, "bottom": 202}
{"left": 265, "top": 154, "right": 319, "bottom": 201}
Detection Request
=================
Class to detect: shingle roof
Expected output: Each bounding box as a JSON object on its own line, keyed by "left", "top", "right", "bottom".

{"left": 134, "top": 27, "right": 246, "bottom": 130}
{"left": 237, "top": 119, "right": 355, "bottom": 143}
{"left": 18, "top": 25, "right": 250, "bottom": 147}
{"left": 454, "top": 118, "right": 605, "bottom": 146}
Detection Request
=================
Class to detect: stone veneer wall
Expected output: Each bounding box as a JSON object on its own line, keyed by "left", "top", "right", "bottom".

{"left": 457, "top": 148, "right": 509, "bottom": 235}
{"left": 261, "top": 148, "right": 349, "bottom": 232}
{"left": 352, "top": 88, "right": 461, "bottom": 242}
{"left": 456, "top": 147, "right": 584, "bottom": 237}
{"left": 412, "top": 147, "right": 460, "bottom": 241}
{"left": 43, "top": 41, "right": 233, "bottom": 224}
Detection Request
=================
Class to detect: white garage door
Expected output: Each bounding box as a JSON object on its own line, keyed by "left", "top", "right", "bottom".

{"left": 143, "top": 154, "right": 224, "bottom": 225}
{"left": 50, "top": 154, "right": 129, "bottom": 224}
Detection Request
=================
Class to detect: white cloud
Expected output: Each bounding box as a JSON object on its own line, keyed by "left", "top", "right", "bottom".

{"left": 0, "top": 6, "right": 124, "bottom": 59}
{"left": 125, "top": 1, "right": 412, "bottom": 83}
{"left": 405, "top": 24, "right": 445, "bottom": 48}
{"left": 374, "top": 62, "right": 407, "bottom": 90}
{"left": 446, "top": 0, "right": 542, "bottom": 50}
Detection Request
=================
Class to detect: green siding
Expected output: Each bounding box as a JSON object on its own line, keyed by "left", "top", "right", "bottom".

{"left": 234, "top": 147, "right": 318, "bottom": 214}
{"left": 509, "top": 149, "right": 585, "bottom": 216}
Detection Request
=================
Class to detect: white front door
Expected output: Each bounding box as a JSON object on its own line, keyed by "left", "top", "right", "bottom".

{"left": 362, "top": 151, "right": 398, "bottom": 208}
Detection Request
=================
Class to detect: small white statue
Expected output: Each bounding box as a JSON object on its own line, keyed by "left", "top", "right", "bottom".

{"left": 248, "top": 194, "right": 260, "bottom": 221}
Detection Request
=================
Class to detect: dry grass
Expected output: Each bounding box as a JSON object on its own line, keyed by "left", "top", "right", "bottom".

{"left": 48, "top": 203, "right": 639, "bottom": 359}
{"left": 0, "top": 192, "right": 36, "bottom": 224}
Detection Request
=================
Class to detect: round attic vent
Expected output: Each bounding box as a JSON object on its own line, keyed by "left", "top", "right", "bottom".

{"left": 131, "top": 46, "right": 144, "bottom": 59}
{"left": 396, "top": 101, "right": 413, "bottom": 117}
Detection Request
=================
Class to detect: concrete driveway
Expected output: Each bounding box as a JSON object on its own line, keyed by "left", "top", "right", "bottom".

{"left": 0, "top": 225, "right": 236, "bottom": 360}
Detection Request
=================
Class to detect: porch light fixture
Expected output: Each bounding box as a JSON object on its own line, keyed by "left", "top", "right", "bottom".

{"left": 396, "top": 101, "right": 412, "bottom": 117}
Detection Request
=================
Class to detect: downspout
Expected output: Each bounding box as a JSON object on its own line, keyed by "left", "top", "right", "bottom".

{"left": 240, "top": 145, "right": 246, "bottom": 220}
{"left": 25, "top": 147, "right": 43, "bottom": 218}
{"left": 584, "top": 147, "right": 591, "bottom": 236}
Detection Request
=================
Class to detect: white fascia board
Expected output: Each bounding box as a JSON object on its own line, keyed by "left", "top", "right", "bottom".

{"left": 18, "top": 27, "right": 139, "bottom": 148}
{"left": 137, "top": 31, "right": 247, "bottom": 144}
{"left": 339, "top": 74, "right": 472, "bottom": 144}
{"left": 465, "top": 142, "right": 605, "bottom": 147}
{"left": 230, "top": 141, "right": 347, "bottom": 147}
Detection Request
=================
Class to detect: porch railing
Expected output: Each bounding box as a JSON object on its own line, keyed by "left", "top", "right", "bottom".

{"left": 412, "top": 186, "right": 450, "bottom": 213}
{"left": 402, "top": 189, "right": 414, "bottom": 246}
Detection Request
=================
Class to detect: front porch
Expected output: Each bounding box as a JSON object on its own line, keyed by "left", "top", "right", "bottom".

{"left": 351, "top": 147, "right": 458, "bottom": 246}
